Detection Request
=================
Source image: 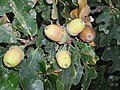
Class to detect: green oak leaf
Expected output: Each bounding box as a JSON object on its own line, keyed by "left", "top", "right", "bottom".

{"left": 81, "top": 65, "right": 97, "bottom": 90}
{"left": 0, "top": 0, "right": 12, "bottom": 16}
{"left": 102, "top": 46, "right": 120, "bottom": 73}
{"left": 10, "top": 0, "right": 38, "bottom": 36}
{"left": 0, "top": 72, "right": 20, "bottom": 90}
{"left": 0, "top": 21, "right": 20, "bottom": 44}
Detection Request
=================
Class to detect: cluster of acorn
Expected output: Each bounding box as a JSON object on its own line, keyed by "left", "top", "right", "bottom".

{"left": 44, "top": 18, "right": 96, "bottom": 69}
{"left": 2, "top": 18, "right": 96, "bottom": 69}
{"left": 45, "top": 18, "right": 96, "bottom": 44}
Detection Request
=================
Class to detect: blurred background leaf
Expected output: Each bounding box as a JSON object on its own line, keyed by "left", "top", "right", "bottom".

{"left": 0, "top": 0, "right": 12, "bottom": 16}
{"left": 0, "top": 72, "right": 20, "bottom": 90}
{"left": 102, "top": 46, "right": 120, "bottom": 73}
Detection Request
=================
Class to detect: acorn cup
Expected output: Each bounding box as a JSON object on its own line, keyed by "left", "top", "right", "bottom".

{"left": 79, "top": 25, "right": 96, "bottom": 42}
{"left": 3, "top": 46, "right": 24, "bottom": 68}
{"left": 44, "top": 24, "right": 69, "bottom": 44}
{"left": 56, "top": 50, "right": 71, "bottom": 69}
{"left": 66, "top": 18, "right": 85, "bottom": 36}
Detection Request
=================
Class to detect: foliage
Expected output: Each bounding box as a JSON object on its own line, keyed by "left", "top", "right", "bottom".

{"left": 0, "top": 0, "right": 120, "bottom": 90}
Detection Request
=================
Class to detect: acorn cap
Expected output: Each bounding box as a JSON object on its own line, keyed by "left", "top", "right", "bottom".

{"left": 58, "top": 30, "right": 70, "bottom": 44}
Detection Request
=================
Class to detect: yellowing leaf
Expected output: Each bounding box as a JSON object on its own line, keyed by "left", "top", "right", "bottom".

{"left": 51, "top": 8, "right": 58, "bottom": 19}
{"left": 78, "top": 0, "right": 87, "bottom": 13}
{"left": 70, "top": 8, "right": 79, "bottom": 18}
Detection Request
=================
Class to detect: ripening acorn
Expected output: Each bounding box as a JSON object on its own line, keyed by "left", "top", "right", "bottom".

{"left": 44, "top": 24, "right": 69, "bottom": 44}
{"left": 66, "top": 18, "right": 85, "bottom": 36}
{"left": 79, "top": 25, "right": 96, "bottom": 42}
{"left": 3, "top": 46, "right": 24, "bottom": 68}
{"left": 56, "top": 50, "right": 71, "bottom": 69}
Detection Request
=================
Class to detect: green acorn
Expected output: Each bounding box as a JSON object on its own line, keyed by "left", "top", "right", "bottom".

{"left": 56, "top": 50, "right": 71, "bottom": 69}
{"left": 66, "top": 18, "right": 85, "bottom": 36}
{"left": 3, "top": 46, "right": 24, "bottom": 68}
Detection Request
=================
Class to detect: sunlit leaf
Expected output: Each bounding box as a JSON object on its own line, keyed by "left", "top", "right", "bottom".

{"left": 10, "top": 0, "right": 38, "bottom": 36}
{"left": 0, "top": 22, "right": 20, "bottom": 44}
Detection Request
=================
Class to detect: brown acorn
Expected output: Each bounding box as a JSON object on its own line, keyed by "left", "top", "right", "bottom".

{"left": 79, "top": 25, "right": 96, "bottom": 42}
{"left": 44, "top": 24, "right": 69, "bottom": 44}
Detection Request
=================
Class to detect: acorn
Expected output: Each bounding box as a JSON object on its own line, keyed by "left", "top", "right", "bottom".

{"left": 58, "top": 30, "right": 70, "bottom": 44}
{"left": 79, "top": 25, "right": 96, "bottom": 42}
{"left": 44, "top": 24, "right": 69, "bottom": 44}
{"left": 66, "top": 18, "right": 85, "bottom": 36}
{"left": 56, "top": 50, "right": 71, "bottom": 69}
{"left": 3, "top": 46, "right": 24, "bottom": 68}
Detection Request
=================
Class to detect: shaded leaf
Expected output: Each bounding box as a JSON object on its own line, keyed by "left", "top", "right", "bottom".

{"left": 96, "top": 7, "right": 111, "bottom": 34}
{"left": 19, "top": 48, "right": 44, "bottom": 80}
{"left": 113, "top": 24, "right": 120, "bottom": 45}
{"left": 102, "top": 46, "right": 120, "bottom": 72}
{"left": 72, "top": 0, "right": 78, "bottom": 6}
{"left": 0, "top": 72, "right": 20, "bottom": 90}
{"left": 0, "top": 46, "right": 7, "bottom": 58}
{"left": 82, "top": 65, "right": 97, "bottom": 90}
{"left": 35, "top": 25, "right": 50, "bottom": 46}
{"left": 36, "top": 0, "right": 49, "bottom": 12}
{"left": 39, "top": 60, "right": 47, "bottom": 74}
{"left": 56, "top": 65, "right": 76, "bottom": 90}
{"left": 56, "top": 79, "right": 64, "bottom": 90}
{"left": 44, "top": 43, "right": 56, "bottom": 62}
{"left": 61, "top": 6, "right": 71, "bottom": 23}
{"left": 20, "top": 77, "right": 33, "bottom": 90}
{"left": 48, "top": 74, "right": 58, "bottom": 90}
{"left": 32, "top": 80, "right": 44, "bottom": 90}
{"left": 96, "top": 8, "right": 120, "bottom": 46}
{"left": 78, "top": 42, "right": 96, "bottom": 64}
{"left": 69, "top": 45, "right": 83, "bottom": 85}
{"left": 41, "top": 7, "right": 51, "bottom": 21}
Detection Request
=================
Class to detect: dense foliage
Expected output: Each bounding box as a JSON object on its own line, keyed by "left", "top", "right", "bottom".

{"left": 0, "top": 0, "right": 120, "bottom": 90}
